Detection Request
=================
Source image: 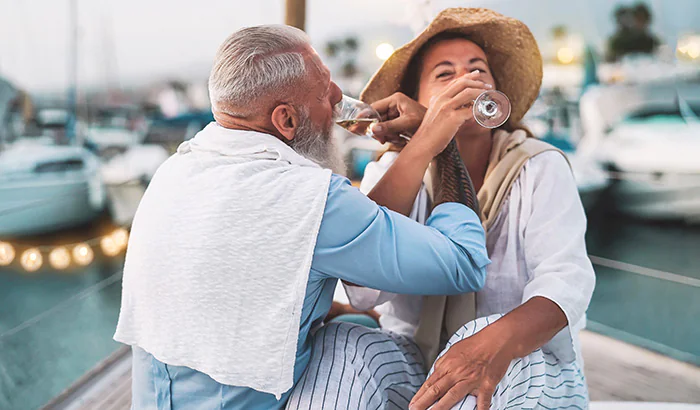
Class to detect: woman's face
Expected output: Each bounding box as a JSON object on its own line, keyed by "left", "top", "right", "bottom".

{"left": 415, "top": 38, "right": 496, "bottom": 107}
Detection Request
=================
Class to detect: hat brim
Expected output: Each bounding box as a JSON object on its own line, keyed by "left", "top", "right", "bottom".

{"left": 360, "top": 8, "right": 543, "bottom": 124}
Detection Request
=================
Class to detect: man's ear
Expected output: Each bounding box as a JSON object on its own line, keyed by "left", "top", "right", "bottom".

{"left": 271, "top": 104, "right": 299, "bottom": 142}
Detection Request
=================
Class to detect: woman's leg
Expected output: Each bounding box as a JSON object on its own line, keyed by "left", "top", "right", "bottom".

{"left": 286, "top": 322, "right": 426, "bottom": 410}
{"left": 429, "top": 314, "right": 588, "bottom": 410}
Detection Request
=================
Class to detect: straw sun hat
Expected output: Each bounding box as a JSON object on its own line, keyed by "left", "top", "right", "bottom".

{"left": 360, "top": 8, "right": 543, "bottom": 124}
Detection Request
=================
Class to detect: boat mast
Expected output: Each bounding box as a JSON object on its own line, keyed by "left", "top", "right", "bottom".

{"left": 66, "top": 0, "right": 78, "bottom": 143}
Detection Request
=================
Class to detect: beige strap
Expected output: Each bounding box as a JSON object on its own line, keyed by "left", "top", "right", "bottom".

{"left": 414, "top": 130, "right": 566, "bottom": 368}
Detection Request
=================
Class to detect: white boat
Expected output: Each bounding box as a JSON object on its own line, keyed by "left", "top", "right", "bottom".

{"left": 568, "top": 152, "right": 610, "bottom": 210}
{"left": 597, "top": 116, "right": 700, "bottom": 222}
{"left": 581, "top": 82, "right": 700, "bottom": 222}
{"left": 523, "top": 97, "right": 611, "bottom": 211}
{"left": 85, "top": 106, "right": 148, "bottom": 150}
{"left": 0, "top": 139, "right": 106, "bottom": 236}
{"left": 101, "top": 144, "right": 169, "bottom": 225}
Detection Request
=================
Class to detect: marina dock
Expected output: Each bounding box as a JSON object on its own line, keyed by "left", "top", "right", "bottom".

{"left": 42, "top": 330, "right": 700, "bottom": 409}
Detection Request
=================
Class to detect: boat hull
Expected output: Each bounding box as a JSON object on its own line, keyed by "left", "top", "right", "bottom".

{"left": 0, "top": 174, "right": 104, "bottom": 236}
{"left": 608, "top": 174, "right": 700, "bottom": 222}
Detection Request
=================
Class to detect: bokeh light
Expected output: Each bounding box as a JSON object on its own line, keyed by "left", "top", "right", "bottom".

{"left": 375, "top": 43, "right": 395, "bottom": 61}
{"left": 100, "top": 236, "right": 121, "bottom": 257}
{"left": 20, "top": 248, "right": 43, "bottom": 272}
{"left": 557, "top": 47, "right": 575, "bottom": 64}
{"left": 111, "top": 228, "right": 130, "bottom": 250}
{"left": 72, "top": 244, "right": 94, "bottom": 266}
{"left": 49, "top": 247, "right": 71, "bottom": 270}
{"left": 0, "top": 242, "right": 15, "bottom": 266}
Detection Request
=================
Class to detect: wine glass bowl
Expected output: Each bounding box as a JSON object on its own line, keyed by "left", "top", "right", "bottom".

{"left": 334, "top": 95, "right": 381, "bottom": 138}
{"left": 473, "top": 90, "right": 511, "bottom": 129}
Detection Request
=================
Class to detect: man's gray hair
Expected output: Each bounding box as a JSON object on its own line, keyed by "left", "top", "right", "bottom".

{"left": 208, "top": 25, "right": 311, "bottom": 117}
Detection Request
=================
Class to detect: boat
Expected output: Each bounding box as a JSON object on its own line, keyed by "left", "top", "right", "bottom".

{"left": 85, "top": 106, "right": 147, "bottom": 151}
{"left": 101, "top": 144, "right": 169, "bottom": 225}
{"left": 0, "top": 138, "right": 105, "bottom": 236}
{"left": 524, "top": 91, "right": 611, "bottom": 210}
{"left": 596, "top": 100, "right": 700, "bottom": 222}
{"left": 578, "top": 82, "right": 700, "bottom": 222}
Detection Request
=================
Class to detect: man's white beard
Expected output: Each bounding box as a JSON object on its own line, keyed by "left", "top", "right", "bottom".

{"left": 290, "top": 115, "right": 347, "bottom": 176}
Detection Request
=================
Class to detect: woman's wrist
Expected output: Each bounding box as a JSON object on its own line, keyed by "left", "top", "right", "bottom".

{"left": 410, "top": 126, "right": 451, "bottom": 158}
{"left": 483, "top": 315, "right": 522, "bottom": 361}
{"left": 399, "top": 133, "right": 438, "bottom": 167}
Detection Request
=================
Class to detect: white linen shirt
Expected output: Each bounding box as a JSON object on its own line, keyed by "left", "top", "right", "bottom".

{"left": 346, "top": 150, "right": 596, "bottom": 365}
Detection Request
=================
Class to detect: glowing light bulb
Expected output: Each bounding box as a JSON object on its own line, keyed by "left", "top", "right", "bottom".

{"left": 557, "top": 47, "right": 575, "bottom": 64}
{"left": 20, "top": 248, "right": 43, "bottom": 272}
{"left": 0, "top": 242, "right": 15, "bottom": 266}
{"left": 111, "top": 228, "right": 129, "bottom": 250}
{"left": 687, "top": 41, "right": 700, "bottom": 59}
{"left": 49, "top": 247, "right": 71, "bottom": 270}
{"left": 72, "top": 243, "right": 94, "bottom": 266}
{"left": 375, "top": 43, "right": 395, "bottom": 61}
{"left": 100, "top": 236, "right": 121, "bottom": 257}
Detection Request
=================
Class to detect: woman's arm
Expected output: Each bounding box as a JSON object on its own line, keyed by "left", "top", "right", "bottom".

{"left": 410, "top": 152, "right": 595, "bottom": 410}
{"left": 367, "top": 72, "right": 489, "bottom": 215}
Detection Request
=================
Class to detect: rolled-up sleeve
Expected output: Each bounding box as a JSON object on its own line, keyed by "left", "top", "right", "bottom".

{"left": 520, "top": 152, "right": 596, "bottom": 360}
{"left": 312, "top": 175, "right": 489, "bottom": 296}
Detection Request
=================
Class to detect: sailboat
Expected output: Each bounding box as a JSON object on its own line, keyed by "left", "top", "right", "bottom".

{"left": 0, "top": 138, "right": 105, "bottom": 236}
{"left": 0, "top": 0, "right": 107, "bottom": 236}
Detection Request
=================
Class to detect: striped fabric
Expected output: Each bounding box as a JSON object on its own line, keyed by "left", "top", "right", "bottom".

{"left": 286, "top": 322, "right": 426, "bottom": 410}
{"left": 287, "top": 315, "right": 588, "bottom": 410}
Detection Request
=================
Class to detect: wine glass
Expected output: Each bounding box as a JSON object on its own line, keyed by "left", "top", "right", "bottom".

{"left": 334, "top": 90, "right": 512, "bottom": 142}
{"left": 473, "top": 90, "right": 511, "bottom": 128}
{"left": 334, "top": 95, "right": 381, "bottom": 138}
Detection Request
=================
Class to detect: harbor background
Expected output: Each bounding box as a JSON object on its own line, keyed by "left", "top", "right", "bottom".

{"left": 1, "top": 0, "right": 699, "bottom": 409}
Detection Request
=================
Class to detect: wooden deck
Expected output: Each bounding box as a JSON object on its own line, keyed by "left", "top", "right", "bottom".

{"left": 44, "top": 330, "right": 700, "bottom": 409}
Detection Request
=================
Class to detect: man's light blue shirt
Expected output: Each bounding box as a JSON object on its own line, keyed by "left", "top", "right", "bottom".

{"left": 131, "top": 174, "right": 489, "bottom": 409}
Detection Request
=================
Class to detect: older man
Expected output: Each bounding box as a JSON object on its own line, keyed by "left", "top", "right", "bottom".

{"left": 114, "top": 25, "right": 489, "bottom": 409}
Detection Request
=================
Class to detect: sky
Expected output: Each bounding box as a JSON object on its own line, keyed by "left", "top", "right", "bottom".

{"left": 0, "top": 0, "right": 698, "bottom": 92}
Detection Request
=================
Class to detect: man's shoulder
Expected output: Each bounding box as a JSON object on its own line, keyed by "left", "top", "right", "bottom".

{"left": 327, "top": 173, "right": 353, "bottom": 197}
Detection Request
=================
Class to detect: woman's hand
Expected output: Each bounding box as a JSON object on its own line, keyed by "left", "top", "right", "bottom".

{"left": 410, "top": 71, "right": 492, "bottom": 158}
{"left": 409, "top": 298, "right": 568, "bottom": 410}
{"left": 370, "top": 93, "right": 427, "bottom": 144}
{"left": 409, "top": 321, "right": 512, "bottom": 410}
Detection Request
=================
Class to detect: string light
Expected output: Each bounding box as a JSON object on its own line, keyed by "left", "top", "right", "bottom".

{"left": 49, "top": 247, "right": 71, "bottom": 270}
{"left": 20, "top": 248, "right": 43, "bottom": 272}
{"left": 0, "top": 242, "right": 15, "bottom": 266}
{"left": 72, "top": 243, "right": 94, "bottom": 266}
{"left": 111, "top": 228, "right": 129, "bottom": 249}
{"left": 100, "top": 236, "right": 121, "bottom": 257}
{"left": 0, "top": 227, "right": 130, "bottom": 273}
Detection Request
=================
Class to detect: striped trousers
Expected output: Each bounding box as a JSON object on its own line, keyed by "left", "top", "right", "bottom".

{"left": 286, "top": 314, "right": 588, "bottom": 410}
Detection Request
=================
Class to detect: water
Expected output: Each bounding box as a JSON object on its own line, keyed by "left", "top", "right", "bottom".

{"left": 585, "top": 209, "right": 700, "bottom": 364}
{"left": 0, "top": 210, "right": 699, "bottom": 409}
{"left": 0, "top": 225, "right": 125, "bottom": 410}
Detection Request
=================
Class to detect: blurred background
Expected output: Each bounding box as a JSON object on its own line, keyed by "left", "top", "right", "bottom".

{"left": 0, "top": 0, "right": 699, "bottom": 409}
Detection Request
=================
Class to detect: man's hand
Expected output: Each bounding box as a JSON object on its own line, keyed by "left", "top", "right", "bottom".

{"left": 370, "top": 92, "right": 427, "bottom": 144}
{"left": 410, "top": 71, "right": 492, "bottom": 158}
{"left": 409, "top": 323, "right": 512, "bottom": 410}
